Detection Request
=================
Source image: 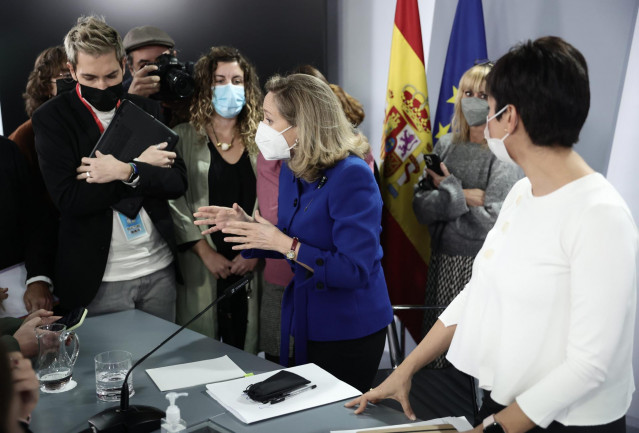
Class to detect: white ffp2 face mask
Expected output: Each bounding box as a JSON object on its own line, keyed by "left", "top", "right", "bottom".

{"left": 484, "top": 105, "right": 517, "bottom": 166}
{"left": 255, "top": 122, "right": 295, "bottom": 160}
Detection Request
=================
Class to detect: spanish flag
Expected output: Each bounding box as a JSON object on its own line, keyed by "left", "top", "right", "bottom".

{"left": 380, "top": 0, "right": 433, "bottom": 340}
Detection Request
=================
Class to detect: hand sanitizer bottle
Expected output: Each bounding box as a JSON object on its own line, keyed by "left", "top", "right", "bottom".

{"left": 161, "top": 392, "right": 188, "bottom": 433}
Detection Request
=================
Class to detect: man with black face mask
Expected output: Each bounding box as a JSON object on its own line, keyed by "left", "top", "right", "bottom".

{"left": 32, "top": 16, "right": 187, "bottom": 321}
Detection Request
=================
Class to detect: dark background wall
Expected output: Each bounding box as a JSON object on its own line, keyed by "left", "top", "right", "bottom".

{"left": 0, "top": 0, "right": 337, "bottom": 135}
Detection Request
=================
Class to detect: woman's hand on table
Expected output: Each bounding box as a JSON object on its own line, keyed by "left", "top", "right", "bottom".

{"left": 344, "top": 368, "right": 416, "bottom": 420}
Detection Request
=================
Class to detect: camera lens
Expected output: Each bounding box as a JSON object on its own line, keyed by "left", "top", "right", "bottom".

{"left": 165, "top": 69, "right": 194, "bottom": 99}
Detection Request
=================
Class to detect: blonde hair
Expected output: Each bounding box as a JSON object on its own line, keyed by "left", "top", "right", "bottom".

{"left": 451, "top": 63, "right": 492, "bottom": 143}
{"left": 265, "top": 74, "right": 370, "bottom": 182}
{"left": 294, "top": 65, "right": 365, "bottom": 126}
{"left": 64, "top": 16, "right": 125, "bottom": 67}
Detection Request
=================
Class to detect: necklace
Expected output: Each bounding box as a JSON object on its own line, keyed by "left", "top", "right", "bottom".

{"left": 211, "top": 127, "right": 234, "bottom": 151}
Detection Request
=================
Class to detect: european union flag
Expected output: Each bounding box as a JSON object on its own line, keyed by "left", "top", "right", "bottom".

{"left": 433, "top": 0, "right": 488, "bottom": 142}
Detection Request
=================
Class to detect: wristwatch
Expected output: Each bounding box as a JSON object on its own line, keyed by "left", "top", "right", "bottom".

{"left": 483, "top": 415, "right": 505, "bottom": 433}
{"left": 286, "top": 237, "right": 299, "bottom": 260}
{"left": 126, "top": 162, "right": 139, "bottom": 183}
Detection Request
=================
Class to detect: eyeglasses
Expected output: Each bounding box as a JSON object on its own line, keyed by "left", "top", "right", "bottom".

{"left": 50, "top": 72, "right": 73, "bottom": 83}
{"left": 474, "top": 59, "right": 494, "bottom": 67}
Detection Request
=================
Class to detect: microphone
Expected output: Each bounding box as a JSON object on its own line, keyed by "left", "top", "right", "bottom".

{"left": 87, "top": 272, "right": 253, "bottom": 433}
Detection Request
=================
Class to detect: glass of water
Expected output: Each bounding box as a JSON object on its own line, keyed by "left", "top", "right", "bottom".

{"left": 94, "top": 350, "right": 135, "bottom": 402}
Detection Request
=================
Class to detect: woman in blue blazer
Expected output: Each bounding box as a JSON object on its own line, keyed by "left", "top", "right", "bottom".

{"left": 195, "top": 73, "right": 393, "bottom": 392}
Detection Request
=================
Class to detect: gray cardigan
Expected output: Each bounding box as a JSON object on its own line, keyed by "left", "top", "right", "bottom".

{"left": 413, "top": 133, "right": 522, "bottom": 256}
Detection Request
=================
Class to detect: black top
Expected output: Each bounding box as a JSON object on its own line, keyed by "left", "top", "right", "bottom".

{"left": 207, "top": 141, "right": 256, "bottom": 262}
{"left": 0, "top": 136, "right": 55, "bottom": 279}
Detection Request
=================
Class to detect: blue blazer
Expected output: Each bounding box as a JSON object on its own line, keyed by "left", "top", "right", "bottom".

{"left": 246, "top": 155, "right": 393, "bottom": 364}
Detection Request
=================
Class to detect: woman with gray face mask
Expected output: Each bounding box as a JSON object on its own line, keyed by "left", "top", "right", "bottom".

{"left": 412, "top": 63, "right": 522, "bottom": 368}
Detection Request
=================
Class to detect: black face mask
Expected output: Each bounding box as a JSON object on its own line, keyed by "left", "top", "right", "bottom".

{"left": 56, "top": 78, "right": 77, "bottom": 94}
{"left": 79, "top": 82, "right": 124, "bottom": 111}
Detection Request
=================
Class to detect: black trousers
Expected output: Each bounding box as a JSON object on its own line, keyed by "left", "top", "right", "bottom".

{"left": 306, "top": 327, "right": 387, "bottom": 393}
{"left": 217, "top": 283, "right": 247, "bottom": 350}
{"left": 477, "top": 392, "right": 626, "bottom": 433}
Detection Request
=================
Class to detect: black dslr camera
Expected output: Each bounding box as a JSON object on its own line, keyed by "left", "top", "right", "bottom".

{"left": 150, "top": 53, "right": 195, "bottom": 101}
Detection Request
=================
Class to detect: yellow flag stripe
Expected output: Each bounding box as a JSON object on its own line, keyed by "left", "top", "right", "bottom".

{"left": 381, "top": 24, "right": 432, "bottom": 263}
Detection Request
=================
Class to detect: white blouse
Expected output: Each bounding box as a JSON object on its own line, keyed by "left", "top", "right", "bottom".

{"left": 440, "top": 173, "right": 638, "bottom": 428}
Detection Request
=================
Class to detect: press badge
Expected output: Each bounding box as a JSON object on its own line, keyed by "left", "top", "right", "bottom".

{"left": 117, "top": 212, "right": 147, "bottom": 240}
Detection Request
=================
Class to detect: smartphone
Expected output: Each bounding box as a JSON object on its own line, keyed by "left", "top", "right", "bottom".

{"left": 55, "top": 307, "right": 87, "bottom": 331}
{"left": 424, "top": 153, "right": 444, "bottom": 176}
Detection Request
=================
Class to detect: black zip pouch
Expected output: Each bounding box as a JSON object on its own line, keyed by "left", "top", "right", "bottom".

{"left": 244, "top": 370, "right": 310, "bottom": 403}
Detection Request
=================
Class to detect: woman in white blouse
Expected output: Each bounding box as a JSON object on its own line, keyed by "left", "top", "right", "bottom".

{"left": 347, "top": 36, "right": 637, "bottom": 433}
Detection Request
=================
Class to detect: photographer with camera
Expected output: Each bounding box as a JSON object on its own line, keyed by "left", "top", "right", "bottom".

{"left": 123, "top": 25, "right": 194, "bottom": 127}
{"left": 123, "top": 25, "right": 174, "bottom": 98}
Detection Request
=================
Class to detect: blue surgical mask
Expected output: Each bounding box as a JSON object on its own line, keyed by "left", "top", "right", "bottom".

{"left": 212, "top": 84, "right": 245, "bottom": 119}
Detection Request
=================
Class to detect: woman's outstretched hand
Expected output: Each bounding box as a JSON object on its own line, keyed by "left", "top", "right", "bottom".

{"left": 221, "top": 210, "right": 289, "bottom": 253}
{"left": 194, "top": 203, "right": 252, "bottom": 235}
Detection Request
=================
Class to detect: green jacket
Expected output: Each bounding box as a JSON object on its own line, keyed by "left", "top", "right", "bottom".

{"left": 168, "top": 123, "right": 261, "bottom": 353}
{"left": 0, "top": 317, "right": 23, "bottom": 352}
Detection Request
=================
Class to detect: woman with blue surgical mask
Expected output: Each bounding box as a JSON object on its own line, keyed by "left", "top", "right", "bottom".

{"left": 413, "top": 63, "right": 521, "bottom": 369}
{"left": 168, "top": 46, "right": 263, "bottom": 352}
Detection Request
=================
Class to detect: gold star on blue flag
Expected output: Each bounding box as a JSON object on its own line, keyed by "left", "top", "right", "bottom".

{"left": 433, "top": 0, "right": 487, "bottom": 143}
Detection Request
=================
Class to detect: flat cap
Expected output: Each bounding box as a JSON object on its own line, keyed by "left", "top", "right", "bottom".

{"left": 123, "top": 25, "right": 175, "bottom": 53}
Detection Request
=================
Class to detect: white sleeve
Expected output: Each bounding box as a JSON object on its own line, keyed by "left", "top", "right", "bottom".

{"left": 516, "top": 203, "right": 638, "bottom": 427}
{"left": 438, "top": 285, "right": 470, "bottom": 327}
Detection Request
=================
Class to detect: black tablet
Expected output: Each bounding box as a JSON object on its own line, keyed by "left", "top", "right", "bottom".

{"left": 89, "top": 99, "right": 178, "bottom": 161}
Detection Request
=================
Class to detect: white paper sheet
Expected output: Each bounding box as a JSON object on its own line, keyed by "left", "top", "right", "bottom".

{"left": 0, "top": 263, "right": 28, "bottom": 318}
{"left": 330, "top": 416, "right": 473, "bottom": 432}
{"left": 205, "top": 363, "right": 360, "bottom": 424}
{"left": 146, "top": 355, "right": 246, "bottom": 391}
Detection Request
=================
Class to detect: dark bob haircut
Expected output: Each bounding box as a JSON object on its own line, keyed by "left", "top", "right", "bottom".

{"left": 486, "top": 36, "right": 589, "bottom": 148}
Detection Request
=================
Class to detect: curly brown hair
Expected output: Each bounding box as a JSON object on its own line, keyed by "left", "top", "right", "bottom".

{"left": 23, "top": 45, "right": 67, "bottom": 117}
{"left": 189, "top": 46, "right": 262, "bottom": 155}
{"left": 294, "top": 65, "right": 365, "bottom": 127}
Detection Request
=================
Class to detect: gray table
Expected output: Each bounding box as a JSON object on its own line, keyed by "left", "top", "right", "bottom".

{"left": 31, "top": 310, "right": 412, "bottom": 433}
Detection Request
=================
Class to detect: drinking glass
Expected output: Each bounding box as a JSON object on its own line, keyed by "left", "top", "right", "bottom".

{"left": 94, "top": 350, "right": 134, "bottom": 402}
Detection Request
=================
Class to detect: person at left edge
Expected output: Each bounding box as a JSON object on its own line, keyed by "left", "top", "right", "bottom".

{"left": 32, "top": 16, "right": 187, "bottom": 320}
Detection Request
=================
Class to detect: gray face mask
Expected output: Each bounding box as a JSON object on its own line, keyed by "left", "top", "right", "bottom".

{"left": 461, "top": 97, "right": 490, "bottom": 126}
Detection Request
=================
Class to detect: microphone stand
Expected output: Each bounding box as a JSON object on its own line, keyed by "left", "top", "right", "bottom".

{"left": 88, "top": 273, "right": 253, "bottom": 433}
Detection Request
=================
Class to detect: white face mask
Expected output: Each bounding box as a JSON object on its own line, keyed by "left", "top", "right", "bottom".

{"left": 484, "top": 105, "right": 517, "bottom": 166}
{"left": 255, "top": 122, "right": 296, "bottom": 160}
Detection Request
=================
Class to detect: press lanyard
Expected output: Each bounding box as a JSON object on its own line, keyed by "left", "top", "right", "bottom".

{"left": 75, "top": 83, "right": 120, "bottom": 134}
